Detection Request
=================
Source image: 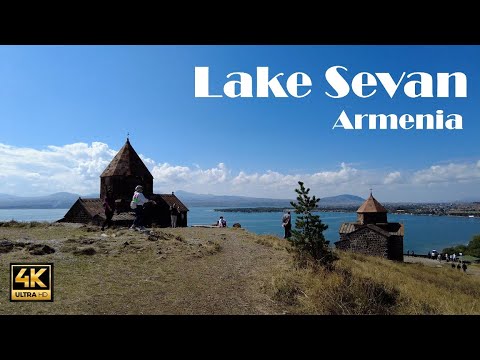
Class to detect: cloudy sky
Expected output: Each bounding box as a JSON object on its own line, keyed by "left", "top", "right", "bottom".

{"left": 0, "top": 46, "right": 479, "bottom": 202}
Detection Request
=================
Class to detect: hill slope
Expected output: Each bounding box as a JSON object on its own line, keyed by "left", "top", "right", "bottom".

{"left": 0, "top": 223, "right": 479, "bottom": 315}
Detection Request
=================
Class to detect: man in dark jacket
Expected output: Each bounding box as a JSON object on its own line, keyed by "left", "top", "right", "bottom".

{"left": 282, "top": 210, "right": 292, "bottom": 239}
{"left": 101, "top": 188, "right": 116, "bottom": 231}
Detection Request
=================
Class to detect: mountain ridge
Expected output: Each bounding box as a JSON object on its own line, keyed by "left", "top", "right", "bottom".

{"left": 0, "top": 190, "right": 366, "bottom": 209}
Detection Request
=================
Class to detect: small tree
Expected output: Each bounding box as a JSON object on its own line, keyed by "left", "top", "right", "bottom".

{"left": 288, "top": 181, "right": 335, "bottom": 268}
{"left": 466, "top": 234, "right": 480, "bottom": 258}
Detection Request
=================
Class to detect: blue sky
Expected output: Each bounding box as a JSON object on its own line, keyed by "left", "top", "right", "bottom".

{"left": 0, "top": 45, "right": 479, "bottom": 202}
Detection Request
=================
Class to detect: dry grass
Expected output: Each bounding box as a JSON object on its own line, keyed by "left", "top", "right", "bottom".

{"left": 1, "top": 223, "right": 480, "bottom": 315}
{"left": 263, "top": 249, "right": 480, "bottom": 315}
{"left": 0, "top": 224, "right": 284, "bottom": 314}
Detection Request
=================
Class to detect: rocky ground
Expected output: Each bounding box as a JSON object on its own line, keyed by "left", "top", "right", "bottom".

{"left": 2, "top": 222, "right": 479, "bottom": 315}
{"left": 0, "top": 223, "right": 291, "bottom": 315}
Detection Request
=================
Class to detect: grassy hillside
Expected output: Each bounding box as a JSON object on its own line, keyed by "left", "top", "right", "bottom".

{"left": 1, "top": 221, "right": 479, "bottom": 315}
{"left": 265, "top": 250, "right": 480, "bottom": 314}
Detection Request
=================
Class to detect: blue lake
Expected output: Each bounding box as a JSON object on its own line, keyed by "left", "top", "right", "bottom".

{"left": 1, "top": 207, "right": 479, "bottom": 255}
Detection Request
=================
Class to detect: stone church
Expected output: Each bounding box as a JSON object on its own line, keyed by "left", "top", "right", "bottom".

{"left": 335, "top": 193, "right": 404, "bottom": 261}
{"left": 60, "top": 138, "right": 189, "bottom": 227}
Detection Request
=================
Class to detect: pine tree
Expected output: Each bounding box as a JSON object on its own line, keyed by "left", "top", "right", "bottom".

{"left": 289, "top": 181, "right": 335, "bottom": 268}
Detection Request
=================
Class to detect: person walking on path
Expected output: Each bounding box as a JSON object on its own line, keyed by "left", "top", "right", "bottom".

{"left": 101, "top": 188, "right": 116, "bottom": 231}
{"left": 282, "top": 210, "right": 292, "bottom": 239}
{"left": 130, "top": 185, "right": 155, "bottom": 231}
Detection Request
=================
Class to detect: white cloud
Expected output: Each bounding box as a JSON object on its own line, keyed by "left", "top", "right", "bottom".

{"left": 0, "top": 142, "right": 116, "bottom": 196}
{"left": 0, "top": 141, "right": 479, "bottom": 202}
{"left": 151, "top": 162, "right": 229, "bottom": 186}
{"left": 384, "top": 171, "right": 402, "bottom": 185}
{"left": 412, "top": 162, "right": 480, "bottom": 184}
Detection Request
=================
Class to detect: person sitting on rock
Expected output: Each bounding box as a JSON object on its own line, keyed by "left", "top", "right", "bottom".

{"left": 217, "top": 216, "right": 227, "bottom": 228}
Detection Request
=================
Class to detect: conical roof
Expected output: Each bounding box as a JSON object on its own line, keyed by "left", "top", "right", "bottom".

{"left": 356, "top": 193, "right": 387, "bottom": 213}
{"left": 100, "top": 138, "right": 152, "bottom": 178}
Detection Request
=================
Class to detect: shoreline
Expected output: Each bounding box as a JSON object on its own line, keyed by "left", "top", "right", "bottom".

{"left": 213, "top": 207, "right": 480, "bottom": 218}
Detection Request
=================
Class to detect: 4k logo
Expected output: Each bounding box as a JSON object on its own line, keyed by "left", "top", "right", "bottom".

{"left": 10, "top": 263, "right": 54, "bottom": 302}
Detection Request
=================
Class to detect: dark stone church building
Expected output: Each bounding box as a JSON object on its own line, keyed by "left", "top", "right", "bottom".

{"left": 335, "top": 193, "right": 404, "bottom": 261}
{"left": 60, "top": 138, "right": 188, "bottom": 227}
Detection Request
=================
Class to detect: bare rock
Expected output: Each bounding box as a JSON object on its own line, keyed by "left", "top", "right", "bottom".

{"left": 0, "top": 240, "right": 14, "bottom": 253}
{"left": 27, "top": 244, "right": 55, "bottom": 255}
{"left": 73, "top": 247, "right": 96, "bottom": 256}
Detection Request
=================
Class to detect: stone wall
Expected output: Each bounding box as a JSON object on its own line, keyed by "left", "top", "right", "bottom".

{"left": 336, "top": 227, "right": 389, "bottom": 258}
{"left": 357, "top": 212, "right": 387, "bottom": 225}
{"left": 61, "top": 201, "right": 90, "bottom": 223}
{"left": 101, "top": 175, "right": 153, "bottom": 205}
{"left": 387, "top": 235, "right": 404, "bottom": 261}
{"left": 60, "top": 201, "right": 103, "bottom": 225}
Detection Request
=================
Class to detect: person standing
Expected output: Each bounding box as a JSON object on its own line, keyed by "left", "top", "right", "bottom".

{"left": 130, "top": 185, "right": 155, "bottom": 231}
{"left": 170, "top": 203, "right": 179, "bottom": 228}
{"left": 282, "top": 210, "right": 292, "bottom": 239}
{"left": 101, "top": 188, "right": 115, "bottom": 231}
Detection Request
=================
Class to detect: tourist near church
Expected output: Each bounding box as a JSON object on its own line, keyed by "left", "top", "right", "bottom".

{"left": 60, "top": 137, "right": 189, "bottom": 229}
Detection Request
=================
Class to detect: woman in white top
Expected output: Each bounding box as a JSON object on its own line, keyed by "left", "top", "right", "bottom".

{"left": 130, "top": 185, "right": 155, "bottom": 231}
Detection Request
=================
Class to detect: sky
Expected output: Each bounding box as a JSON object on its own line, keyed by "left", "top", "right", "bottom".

{"left": 0, "top": 45, "right": 479, "bottom": 202}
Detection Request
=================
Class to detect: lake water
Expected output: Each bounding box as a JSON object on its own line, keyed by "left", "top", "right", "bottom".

{"left": 1, "top": 207, "right": 479, "bottom": 255}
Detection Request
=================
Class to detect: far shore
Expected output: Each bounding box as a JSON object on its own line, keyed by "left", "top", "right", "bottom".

{"left": 213, "top": 207, "right": 480, "bottom": 218}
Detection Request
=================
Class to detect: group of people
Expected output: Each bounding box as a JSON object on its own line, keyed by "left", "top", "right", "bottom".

{"left": 213, "top": 211, "right": 290, "bottom": 236}
{"left": 452, "top": 261, "right": 468, "bottom": 272}
{"left": 101, "top": 185, "right": 183, "bottom": 232}
{"left": 103, "top": 191, "right": 292, "bottom": 237}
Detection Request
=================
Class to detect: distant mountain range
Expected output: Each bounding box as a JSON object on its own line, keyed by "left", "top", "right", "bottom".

{"left": 0, "top": 192, "right": 97, "bottom": 209}
{"left": 0, "top": 190, "right": 365, "bottom": 209}
{"left": 174, "top": 190, "right": 365, "bottom": 208}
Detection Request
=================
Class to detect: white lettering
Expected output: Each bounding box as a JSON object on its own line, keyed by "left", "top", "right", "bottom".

{"left": 369, "top": 114, "right": 398, "bottom": 129}
{"left": 404, "top": 72, "right": 433, "bottom": 98}
{"left": 286, "top": 72, "right": 312, "bottom": 98}
{"left": 352, "top": 72, "right": 377, "bottom": 98}
{"left": 399, "top": 114, "right": 415, "bottom": 129}
{"left": 194, "top": 67, "right": 223, "bottom": 98}
{"left": 256, "top": 67, "right": 288, "bottom": 97}
{"left": 224, "top": 72, "right": 253, "bottom": 98}
{"left": 334, "top": 110, "right": 462, "bottom": 130}
{"left": 332, "top": 110, "right": 354, "bottom": 129}
{"left": 437, "top": 72, "right": 467, "bottom": 97}
{"left": 445, "top": 114, "right": 463, "bottom": 129}
{"left": 376, "top": 72, "right": 406, "bottom": 98}
{"left": 325, "top": 66, "right": 350, "bottom": 98}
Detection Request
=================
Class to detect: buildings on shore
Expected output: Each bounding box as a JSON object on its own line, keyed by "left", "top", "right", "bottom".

{"left": 58, "top": 138, "right": 404, "bottom": 261}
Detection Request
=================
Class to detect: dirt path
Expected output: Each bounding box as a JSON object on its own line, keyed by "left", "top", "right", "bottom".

{"left": 404, "top": 256, "right": 480, "bottom": 277}
{"left": 145, "top": 228, "right": 288, "bottom": 314}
